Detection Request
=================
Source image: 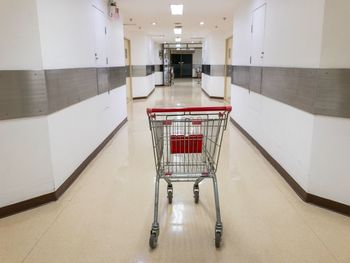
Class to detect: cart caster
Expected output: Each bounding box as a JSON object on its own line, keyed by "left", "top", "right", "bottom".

{"left": 149, "top": 232, "right": 158, "bottom": 249}
{"left": 167, "top": 185, "right": 173, "bottom": 204}
{"left": 215, "top": 231, "right": 222, "bottom": 248}
{"left": 193, "top": 185, "right": 199, "bottom": 203}
{"left": 215, "top": 223, "right": 223, "bottom": 248}
{"left": 149, "top": 226, "right": 159, "bottom": 249}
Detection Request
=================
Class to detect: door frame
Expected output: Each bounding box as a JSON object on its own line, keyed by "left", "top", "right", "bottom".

{"left": 224, "top": 36, "right": 233, "bottom": 102}
{"left": 124, "top": 38, "right": 133, "bottom": 101}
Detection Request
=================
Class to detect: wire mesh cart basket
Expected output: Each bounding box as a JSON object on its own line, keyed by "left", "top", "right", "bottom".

{"left": 147, "top": 106, "right": 232, "bottom": 248}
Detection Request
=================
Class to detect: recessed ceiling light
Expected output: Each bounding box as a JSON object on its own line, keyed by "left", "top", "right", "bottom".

{"left": 152, "top": 22, "right": 157, "bottom": 26}
{"left": 170, "top": 4, "right": 183, "bottom": 15}
{"left": 174, "top": 27, "right": 182, "bottom": 35}
{"left": 175, "top": 37, "right": 181, "bottom": 42}
{"left": 200, "top": 21, "right": 204, "bottom": 26}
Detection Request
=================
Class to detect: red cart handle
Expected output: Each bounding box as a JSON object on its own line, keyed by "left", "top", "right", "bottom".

{"left": 147, "top": 106, "right": 232, "bottom": 114}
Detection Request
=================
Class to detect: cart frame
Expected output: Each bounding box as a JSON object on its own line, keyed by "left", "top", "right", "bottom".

{"left": 147, "top": 106, "right": 232, "bottom": 248}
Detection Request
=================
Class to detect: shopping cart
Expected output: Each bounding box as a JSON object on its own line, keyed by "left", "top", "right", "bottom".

{"left": 147, "top": 106, "right": 232, "bottom": 248}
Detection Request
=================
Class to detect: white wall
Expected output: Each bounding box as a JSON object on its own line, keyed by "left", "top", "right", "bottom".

{"left": 308, "top": 0, "right": 350, "bottom": 205}
{"left": 126, "top": 31, "right": 150, "bottom": 65}
{"left": 155, "top": 72, "right": 163, "bottom": 86}
{"left": 202, "top": 74, "right": 225, "bottom": 98}
{"left": 192, "top": 49, "right": 202, "bottom": 77}
{"left": 153, "top": 43, "right": 162, "bottom": 65}
{"left": 231, "top": 0, "right": 350, "bottom": 205}
{"left": 36, "top": 0, "right": 127, "bottom": 188}
{"left": 203, "top": 31, "right": 227, "bottom": 65}
{"left": 153, "top": 43, "right": 163, "bottom": 85}
{"left": 202, "top": 31, "right": 228, "bottom": 98}
{"left": 125, "top": 31, "right": 156, "bottom": 97}
{"left": 0, "top": 0, "right": 43, "bottom": 70}
{"left": 36, "top": 0, "right": 125, "bottom": 69}
{"left": 0, "top": 117, "right": 53, "bottom": 207}
{"left": 36, "top": 0, "right": 96, "bottom": 69}
{"left": 233, "top": 0, "right": 325, "bottom": 67}
{"left": 48, "top": 87, "right": 126, "bottom": 188}
{"left": 309, "top": 116, "right": 350, "bottom": 205}
{"left": 231, "top": 85, "right": 314, "bottom": 190}
{"left": 0, "top": 0, "right": 127, "bottom": 207}
{"left": 320, "top": 0, "right": 350, "bottom": 68}
{"left": 231, "top": 0, "right": 323, "bottom": 190}
{"left": 263, "top": 0, "right": 325, "bottom": 68}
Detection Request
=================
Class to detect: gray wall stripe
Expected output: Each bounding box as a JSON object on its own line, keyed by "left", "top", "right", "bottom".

{"left": 0, "top": 66, "right": 126, "bottom": 120}
{"left": 231, "top": 66, "right": 350, "bottom": 118}
{"left": 0, "top": 70, "right": 48, "bottom": 120}
{"left": 202, "top": 64, "right": 226, "bottom": 77}
{"left": 154, "top": 65, "right": 163, "bottom": 72}
{"left": 131, "top": 65, "right": 155, "bottom": 77}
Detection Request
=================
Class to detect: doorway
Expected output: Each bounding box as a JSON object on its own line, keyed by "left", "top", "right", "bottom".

{"left": 124, "top": 38, "right": 133, "bottom": 103}
{"left": 171, "top": 54, "right": 193, "bottom": 78}
{"left": 251, "top": 4, "right": 266, "bottom": 66}
{"left": 224, "top": 36, "right": 233, "bottom": 103}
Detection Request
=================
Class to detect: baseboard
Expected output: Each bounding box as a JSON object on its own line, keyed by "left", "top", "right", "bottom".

{"left": 201, "top": 88, "right": 224, "bottom": 100}
{"left": 230, "top": 117, "right": 350, "bottom": 217}
{"left": 133, "top": 88, "right": 155, "bottom": 100}
{"left": 0, "top": 117, "right": 128, "bottom": 219}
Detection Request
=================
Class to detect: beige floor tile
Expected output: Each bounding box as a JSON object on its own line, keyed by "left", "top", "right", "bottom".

{"left": 1, "top": 79, "right": 349, "bottom": 263}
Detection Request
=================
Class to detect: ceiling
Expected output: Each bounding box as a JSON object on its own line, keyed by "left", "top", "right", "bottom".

{"left": 118, "top": 0, "right": 238, "bottom": 43}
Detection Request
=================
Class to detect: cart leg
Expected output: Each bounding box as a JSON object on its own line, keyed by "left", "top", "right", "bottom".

{"left": 164, "top": 178, "right": 173, "bottom": 204}
{"left": 193, "top": 177, "right": 204, "bottom": 204}
{"left": 212, "top": 175, "right": 223, "bottom": 248}
{"left": 149, "top": 175, "right": 160, "bottom": 249}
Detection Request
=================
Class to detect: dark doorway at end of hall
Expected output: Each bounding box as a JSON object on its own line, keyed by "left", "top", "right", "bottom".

{"left": 171, "top": 53, "right": 193, "bottom": 78}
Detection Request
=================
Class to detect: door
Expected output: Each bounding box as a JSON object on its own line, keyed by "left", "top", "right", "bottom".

{"left": 251, "top": 4, "right": 266, "bottom": 66}
{"left": 171, "top": 54, "right": 181, "bottom": 78}
{"left": 224, "top": 36, "right": 233, "bottom": 103}
{"left": 181, "top": 54, "right": 192, "bottom": 78}
{"left": 124, "top": 38, "right": 133, "bottom": 102}
{"left": 171, "top": 54, "right": 193, "bottom": 78}
{"left": 92, "top": 6, "right": 107, "bottom": 67}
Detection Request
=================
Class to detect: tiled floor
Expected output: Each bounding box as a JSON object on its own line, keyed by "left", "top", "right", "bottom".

{"left": 1, "top": 79, "right": 350, "bottom": 263}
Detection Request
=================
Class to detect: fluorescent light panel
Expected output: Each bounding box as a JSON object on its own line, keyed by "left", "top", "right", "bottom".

{"left": 174, "top": 27, "right": 182, "bottom": 34}
{"left": 170, "top": 4, "right": 183, "bottom": 15}
{"left": 175, "top": 37, "right": 181, "bottom": 42}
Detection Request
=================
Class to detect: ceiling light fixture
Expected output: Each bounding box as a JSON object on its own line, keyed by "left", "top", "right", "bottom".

{"left": 175, "top": 37, "right": 181, "bottom": 42}
{"left": 174, "top": 27, "right": 182, "bottom": 35}
{"left": 200, "top": 21, "right": 204, "bottom": 26}
{"left": 152, "top": 22, "right": 157, "bottom": 26}
{"left": 170, "top": 4, "right": 184, "bottom": 15}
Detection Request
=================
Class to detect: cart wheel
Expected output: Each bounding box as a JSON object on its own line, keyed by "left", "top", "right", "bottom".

{"left": 215, "top": 231, "right": 222, "bottom": 248}
{"left": 167, "top": 192, "right": 173, "bottom": 204}
{"left": 149, "top": 233, "right": 158, "bottom": 249}
{"left": 167, "top": 185, "right": 173, "bottom": 204}
{"left": 193, "top": 186, "right": 199, "bottom": 204}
